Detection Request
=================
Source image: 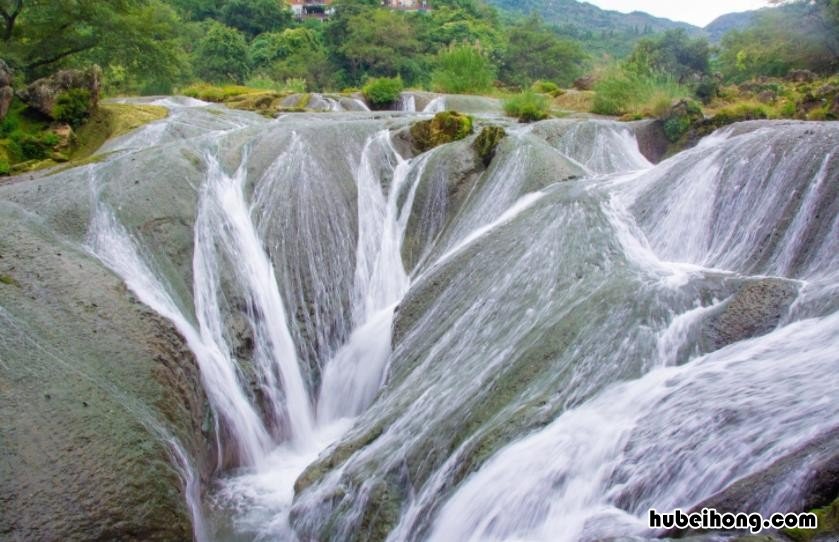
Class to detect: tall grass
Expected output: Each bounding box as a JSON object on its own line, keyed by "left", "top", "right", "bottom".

{"left": 503, "top": 91, "right": 550, "bottom": 122}
{"left": 592, "top": 67, "right": 691, "bottom": 116}
{"left": 431, "top": 45, "right": 495, "bottom": 94}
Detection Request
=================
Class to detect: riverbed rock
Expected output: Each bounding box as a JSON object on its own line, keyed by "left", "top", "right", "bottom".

{"left": 666, "top": 428, "right": 839, "bottom": 538}
{"left": 18, "top": 66, "right": 101, "bottom": 119}
{"left": 0, "top": 196, "right": 213, "bottom": 539}
{"left": 702, "top": 278, "right": 798, "bottom": 350}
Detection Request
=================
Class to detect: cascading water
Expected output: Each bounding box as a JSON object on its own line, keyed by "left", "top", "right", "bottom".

{"left": 4, "top": 90, "right": 836, "bottom": 542}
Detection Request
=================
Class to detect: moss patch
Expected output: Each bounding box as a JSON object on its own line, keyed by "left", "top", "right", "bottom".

{"left": 0, "top": 273, "right": 20, "bottom": 287}
{"left": 783, "top": 497, "right": 839, "bottom": 542}
{"left": 72, "top": 103, "right": 168, "bottom": 160}
{"left": 409, "top": 111, "right": 474, "bottom": 154}
{"left": 472, "top": 125, "right": 506, "bottom": 166}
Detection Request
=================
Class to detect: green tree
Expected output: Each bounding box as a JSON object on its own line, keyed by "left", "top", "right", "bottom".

{"left": 195, "top": 21, "right": 250, "bottom": 83}
{"left": 718, "top": 1, "right": 839, "bottom": 79}
{"left": 0, "top": 0, "right": 187, "bottom": 84}
{"left": 219, "top": 0, "right": 291, "bottom": 39}
{"left": 337, "top": 9, "right": 422, "bottom": 85}
{"left": 500, "top": 16, "right": 587, "bottom": 87}
{"left": 431, "top": 44, "right": 495, "bottom": 93}
{"left": 250, "top": 28, "right": 334, "bottom": 89}
{"left": 625, "top": 29, "right": 710, "bottom": 83}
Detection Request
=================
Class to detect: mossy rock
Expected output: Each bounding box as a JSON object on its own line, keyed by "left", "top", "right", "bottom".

{"left": 72, "top": 103, "right": 167, "bottom": 160}
{"left": 783, "top": 497, "right": 839, "bottom": 542}
{"left": 472, "top": 125, "right": 506, "bottom": 166}
{"left": 409, "top": 111, "right": 473, "bottom": 154}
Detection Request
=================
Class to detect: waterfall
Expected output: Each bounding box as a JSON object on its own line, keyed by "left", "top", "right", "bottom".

{"left": 88, "top": 181, "right": 274, "bottom": 465}
{"left": 318, "top": 131, "right": 428, "bottom": 422}
{"left": 12, "top": 93, "right": 830, "bottom": 542}
{"left": 422, "top": 96, "right": 445, "bottom": 113}
{"left": 398, "top": 94, "right": 417, "bottom": 113}
{"left": 195, "top": 152, "right": 316, "bottom": 447}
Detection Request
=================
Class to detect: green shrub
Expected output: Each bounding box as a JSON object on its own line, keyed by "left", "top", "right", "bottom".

{"left": 0, "top": 159, "right": 9, "bottom": 176}
{"left": 362, "top": 76, "right": 404, "bottom": 108}
{"left": 592, "top": 68, "right": 690, "bottom": 116}
{"left": 52, "top": 89, "right": 93, "bottom": 127}
{"left": 0, "top": 114, "right": 20, "bottom": 138}
{"left": 283, "top": 77, "right": 307, "bottom": 94}
{"left": 531, "top": 80, "right": 564, "bottom": 97}
{"left": 431, "top": 45, "right": 496, "bottom": 94}
{"left": 503, "top": 91, "right": 550, "bottom": 122}
{"left": 11, "top": 131, "right": 59, "bottom": 160}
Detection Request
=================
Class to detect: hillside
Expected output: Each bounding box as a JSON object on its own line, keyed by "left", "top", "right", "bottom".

{"left": 486, "top": 0, "right": 701, "bottom": 57}
{"left": 704, "top": 10, "right": 760, "bottom": 42}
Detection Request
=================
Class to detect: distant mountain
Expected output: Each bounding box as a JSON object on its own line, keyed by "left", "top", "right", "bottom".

{"left": 486, "top": 0, "right": 699, "bottom": 34}
{"left": 485, "top": 0, "right": 702, "bottom": 58}
{"left": 704, "top": 10, "right": 761, "bottom": 42}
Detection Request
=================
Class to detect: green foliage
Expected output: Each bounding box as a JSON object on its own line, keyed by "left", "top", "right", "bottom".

{"left": 410, "top": 111, "right": 474, "bottom": 152}
{"left": 181, "top": 83, "right": 263, "bottom": 102}
{"left": 53, "top": 89, "right": 93, "bottom": 127}
{"left": 218, "top": 0, "right": 291, "bottom": 38}
{"left": 713, "top": 101, "right": 770, "bottom": 124}
{"left": 531, "top": 80, "right": 564, "bottom": 97}
{"left": 249, "top": 28, "right": 334, "bottom": 90}
{"left": 625, "top": 29, "right": 710, "bottom": 83}
{"left": 717, "top": 1, "right": 839, "bottom": 81}
{"left": 472, "top": 125, "right": 506, "bottom": 166}
{"left": 194, "top": 22, "right": 250, "bottom": 83}
{"left": 503, "top": 91, "right": 550, "bottom": 122}
{"left": 11, "top": 131, "right": 60, "bottom": 160}
{"left": 592, "top": 68, "right": 691, "bottom": 116}
{"left": 362, "top": 76, "right": 404, "bottom": 108}
{"left": 3, "top": 0, "right": 188, "bottom": 90}
{"left": 283, "top": 78, "right": 307, "bottom": 93}
{"left": 431, "top": 45, "right": 495, "bottom": 94}
{"left": 0, "top": 159, "right": 9, "bottom": 176}
{"left": 331, "top": 8, "right": 422, "bottom": 85}
{"left": 500, "top": 15, "right": 587, "bottom": 87}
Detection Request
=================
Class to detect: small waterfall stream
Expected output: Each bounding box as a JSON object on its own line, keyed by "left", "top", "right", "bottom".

{"left": 11, "top": 96, "right": 833, "bottom": 541}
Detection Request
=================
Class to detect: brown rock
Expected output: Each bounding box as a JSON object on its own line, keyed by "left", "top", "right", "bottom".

{"left": 0, "top": 85, "right": 12, "bottom": 120}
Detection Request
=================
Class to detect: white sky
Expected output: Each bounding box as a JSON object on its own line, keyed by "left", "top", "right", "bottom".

{"left": 583, "top": 0, "right": 772, "bottom": 27}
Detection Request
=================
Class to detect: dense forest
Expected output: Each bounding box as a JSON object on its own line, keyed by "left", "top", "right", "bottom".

{"left": 0, "top": 0, "right": 835, "bottom": 95}
{"left": 1, "top": 0, "right": 836, "bottom": 176}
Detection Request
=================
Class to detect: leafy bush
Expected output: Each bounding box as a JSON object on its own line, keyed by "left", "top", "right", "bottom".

{"left": 592, "top": 68, "right": 690, "bottom": 116}
{"left": 362, "top": 76, "right": 404, "bottom": 108}
{"left": 283, "top": 78, "right": 307, "bottom": 94}
{"left": 12, "top": 131, "right": 60, "bottom": 160}
{"left": 531, "top": 80, "right": 564, "bottom": 97}
{"left": 52, "top": 89, "right": 93, "bottom": 127}
{"left": 431, "top": 45, "right": 495, "bottom": 94}
{"left": 503, "top": 91, "right": 550, "bottom": 122}
{"left": 0, "top": 159, "right": 9, "bottom": 176}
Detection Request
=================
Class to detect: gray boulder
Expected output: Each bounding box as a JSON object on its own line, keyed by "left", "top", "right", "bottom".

{"left": 703, "top": 278, "right": 798, "bottom": 350}
{"left": 18, "top": 66, "right": 101, "bottom": 119}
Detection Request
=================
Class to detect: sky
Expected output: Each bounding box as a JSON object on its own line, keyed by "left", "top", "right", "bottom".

{"left": 583, "top": 0, "right": 772, "bottom": 27}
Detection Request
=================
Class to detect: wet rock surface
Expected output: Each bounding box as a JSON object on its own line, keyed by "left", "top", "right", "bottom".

{"left": 0, "top": 206, "right": 214, "bottom": 540}
{"left": 703, "top": 279, "right": 799, "bottom": 350}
